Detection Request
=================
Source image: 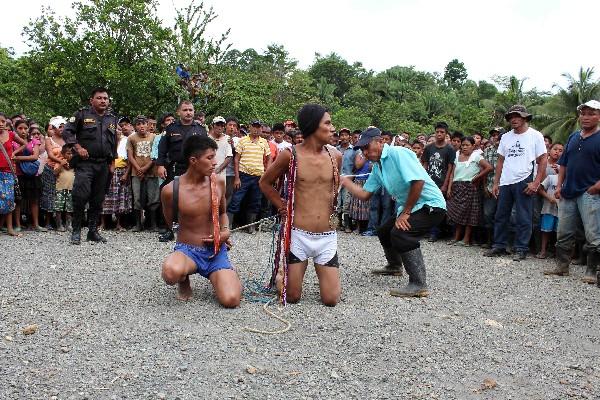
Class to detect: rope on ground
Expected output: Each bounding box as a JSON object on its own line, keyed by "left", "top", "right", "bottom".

{"left": 230, "top": 216, "right": 278, "bottom": 232}
{"left": 242, "top": 297, "right": 291, "bottom": 335}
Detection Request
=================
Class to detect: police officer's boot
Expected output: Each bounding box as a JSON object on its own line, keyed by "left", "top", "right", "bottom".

{"left": 389, "top": 248, "right": 429, "bottom": 297}
{"left": 582, "top": 251, "right": 599, "bottom": 284}
{"left": 86, "top": 211, "right": 107, "bottom": 243}
{"left": 70, "top": 209, "right": 83, "bottom": 245}
{"left": 371, "top": 247, "right": 403, "bottom": 276}
{"left": 246, "top": 213, "right": 257, "bottom": 234}
{"left": 543, "top": 248, "right": 571, "bottom": 276}
{"left": 132, "top": 210, "right": 143, "bottom": 232}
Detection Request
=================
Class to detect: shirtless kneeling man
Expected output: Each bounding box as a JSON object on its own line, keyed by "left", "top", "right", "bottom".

{"left": 260, "top": 104, "right": 342, "bottom": 306}
{"left": 161, "top": 135, "right": 242, "bottom": 307}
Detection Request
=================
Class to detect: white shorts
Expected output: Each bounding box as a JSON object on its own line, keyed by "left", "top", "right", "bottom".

{"left": 289, "top": 227, "right": 339, "bottom": 267}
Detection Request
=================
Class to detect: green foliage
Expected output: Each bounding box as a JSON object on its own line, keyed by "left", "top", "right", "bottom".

{"left": 2, "top": 0, "right": 597, "bottom": 139}
{"left": 443, "top": 59, "right": 468, "bottom": 89}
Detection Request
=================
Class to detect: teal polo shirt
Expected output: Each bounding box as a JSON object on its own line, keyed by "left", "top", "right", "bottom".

{"left": 363, "top": 144, "right": 446, "bottom": 216}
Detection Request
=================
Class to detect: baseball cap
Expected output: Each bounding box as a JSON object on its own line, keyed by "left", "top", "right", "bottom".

{"left": 250, "top": 120, "right": 262, "bottom": 126}
{"left": 339, "top": 128, "right": 351, "bottom": 134}
{"left": 212, "top": 116, "right": 226, "bottom": 124}
{"left": 577, "top": 100, "right": 600, "bottom": 112}
{"left": 354, "top": 127, "right": 382, "bottom": 149}
{"left": 134, "top": 115, "right": 147, "bottom": 125}
{"left": 118, "top": 116, "right": 131, "bottom": 124}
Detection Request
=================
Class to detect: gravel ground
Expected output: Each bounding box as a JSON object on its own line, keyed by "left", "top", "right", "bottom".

{"left": 1, "top": 228, "right": 599, "bottom": 400}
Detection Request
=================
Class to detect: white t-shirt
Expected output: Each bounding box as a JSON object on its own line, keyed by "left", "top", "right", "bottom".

{"left": 497, "top": 128, "right": 546, "bottom": 186}
{"left": 209, "top": 134, "right": 233, "bottom": 178}
{"left": 273, "top": 140, "right": 292, "bottom": 152}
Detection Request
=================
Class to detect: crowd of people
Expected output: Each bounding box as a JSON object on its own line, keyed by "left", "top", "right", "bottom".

{"left": 1, "top": 88, "right": 599, "bottom": 306}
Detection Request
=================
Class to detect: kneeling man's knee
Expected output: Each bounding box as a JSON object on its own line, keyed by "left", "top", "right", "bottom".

{"left": 219, "top": 291, "right": 241, "bottom": 308}
{"left": 162, "top": 262, "right": 185, "bottom": 285}
{"left": 321, "top": 292, "right": 340, "bottom": 307}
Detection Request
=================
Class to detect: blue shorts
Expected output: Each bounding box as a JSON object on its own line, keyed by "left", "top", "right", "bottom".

{"left": 173, "top": 242, "right": 233, "bottom": 278}
{"left": 540, "top": 214, "right": 558, "bottom": 232}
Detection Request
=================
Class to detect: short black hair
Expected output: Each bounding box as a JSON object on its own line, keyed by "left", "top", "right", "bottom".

{"left": 226, "top": 116, "right": 239, "bottom": 126}
{"left": 451, "top": 131, "right": 464, "bottom": 140}
{"left": 462, "top": 136, "right": 476, "bottom": 145}
{"left": 183, "top": 134, "right": 218, "bottom": 161}
{"left": 435, "top": 122, "right": 449, "bottom": 132}
{"left": 412, "top": 141, "right": 424, "bottom": 148}
{"left": 159, "top": 112, "right": 175, "bottom": 126}
{"left": 352, "top": 129, "right": 362, "bottom": 135}
{"left": 61, "top": 143, "right": 74, "bottom": 154}
{"left": 90, "top": 87, "right": 109, "bottom": 97}
{"left": 544, "top": 135, "right": 553, "bottom": 144}
{"left": 381, "top": 131, "right": 392, "bottom": 138}
{"left": 272, "top": 122, "right": 285, "bottom": 132}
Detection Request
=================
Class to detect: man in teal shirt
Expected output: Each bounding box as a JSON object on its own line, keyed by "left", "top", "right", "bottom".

{"left": 341, "top": 128, "right": 446, "bottom": 297}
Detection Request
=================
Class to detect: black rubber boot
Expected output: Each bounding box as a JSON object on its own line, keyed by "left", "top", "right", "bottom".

{"left": 390, "top": 248, "right": 429, "bottom": 297}
{"left": 149, "top": 210, "right": 158, "bottom": 232}
{"left": 544, "top": 248, "right": 570, "bottom": 276}
{"left": 132, "top": 210, "right": 143, "bottom": 232}
{"left": 582, "top": 251, "right": 599, "bottom": 284}
{"left": 372, "top": 247, "right": 403, "bottom": 276}
{"left": 70, "top": 208, "right": 84, "bottom": 245}
{"left": 571, "top": 241, "right": 586, "bottom": 265}
{"left": 343, "top": 214, "right": 352, "bottom": 233}
{"left": 246, "top": 213, "right": 257, "bottom": 234}
{"left": 158, "top": 229, "right": 174, "bottom": 242}
{"left": 86, "top": 210, "right": 107, "bottom": 243}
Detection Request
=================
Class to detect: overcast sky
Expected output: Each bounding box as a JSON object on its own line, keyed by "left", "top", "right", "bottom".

{"left": 2, "top": 0, "right": 599, "bottom": 92}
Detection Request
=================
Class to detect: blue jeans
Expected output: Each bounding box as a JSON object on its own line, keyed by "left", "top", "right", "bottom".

{"left": 556, "top": 192, "right": 600, "bottom": 254}
{"left": 368, "top": 188, "right": 393, "bottom": 231}
{"left": 493, "top": 177, "right": 534, "bottom": 253}
{"left": 227, "top": 172, "right": 261, "bottom": 215}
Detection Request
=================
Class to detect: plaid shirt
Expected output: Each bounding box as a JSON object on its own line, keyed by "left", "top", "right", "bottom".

{"left": 483, "top": 145, "right": 499, "bottom": 192}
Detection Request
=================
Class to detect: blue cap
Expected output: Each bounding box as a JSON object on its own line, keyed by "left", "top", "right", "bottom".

{"left": 354, "top": 127, "right": 381, "bottom": 149}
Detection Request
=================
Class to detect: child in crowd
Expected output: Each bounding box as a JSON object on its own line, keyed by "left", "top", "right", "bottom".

{"left": 127, "top": 116, "right": 159, "bottom": 231}
{"left": 411, "top": 141, "right": 424, "bottom": 160}
{"left": 446, "top": 136, "right": 493, "bottom": 246}
{"left": 536, "top": 171, "right": 559, "bottom": 259}
{"left": 53, "top": 144, "right": 75, "bottom": 232}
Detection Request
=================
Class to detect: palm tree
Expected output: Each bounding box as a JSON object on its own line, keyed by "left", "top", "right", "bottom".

{"left": 536, "top": 67, "right": 600, "bottom": 143}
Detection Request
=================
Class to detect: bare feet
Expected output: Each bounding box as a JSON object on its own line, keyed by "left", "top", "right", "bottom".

{"left": 176, "top": 276, "right": 193, "bottom": 301}
{"left": 116, "top": 225, "right": 126, "bottom": 232}
{"left": 7, "top": 230, "right": 23, "bottom": 237}
{"left": 536, "top": 252, "right": 547, "bottom": 259}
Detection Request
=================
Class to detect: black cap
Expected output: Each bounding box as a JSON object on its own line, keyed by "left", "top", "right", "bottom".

{"left": 250, "top": 120, "right": 262, "bottom": 126}
{"left": 354, "top": 127, "right": 382, "bottom": 149}
{"left": 118, "top": 116, "right": 131, "bottom": 124}
{"left": 134, "top": 115, "right": 147, "bottom": 125}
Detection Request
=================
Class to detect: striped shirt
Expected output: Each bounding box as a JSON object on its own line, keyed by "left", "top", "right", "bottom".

{"left": 236, "top": 136, "right": 270, "bottom": 176}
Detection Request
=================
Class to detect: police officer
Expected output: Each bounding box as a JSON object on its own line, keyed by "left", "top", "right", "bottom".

{"left": 63, "top": 87, "right": 118, "bottom": 245}
{"left": 156, "top": 100, "right": 207, "bottom": 241}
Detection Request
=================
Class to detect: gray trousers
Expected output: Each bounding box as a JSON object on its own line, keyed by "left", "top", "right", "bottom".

{"left": 132, "top": 176, "right": 160, "bottom": 211}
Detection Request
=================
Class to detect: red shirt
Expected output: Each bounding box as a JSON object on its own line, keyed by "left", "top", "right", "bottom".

{"left": 0, "top": 131, "right": 15, "bottom": 173}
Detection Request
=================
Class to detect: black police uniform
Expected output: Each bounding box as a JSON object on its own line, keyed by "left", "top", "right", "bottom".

{"left": 155, "top": 120, "right": 206, "bottom": 241}
{"left": 156, "top": 120, "right": 207, "bottom": 182}
{"left": 63, "top": 106, "right": 117, "bottom": 243}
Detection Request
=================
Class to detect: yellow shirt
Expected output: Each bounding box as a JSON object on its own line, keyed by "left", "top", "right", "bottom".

{"left": 236, "top": 136, "right": 270, "bottom": 176}
{"left": 114, "top": 157, "right": 127, "bottom": 169}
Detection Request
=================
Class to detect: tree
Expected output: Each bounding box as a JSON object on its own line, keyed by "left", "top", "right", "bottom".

{"left": 443, "top": 59, "right": 468, "bottom": 89}
{"left": 537, "top": 67, "right": 600, "bottom": 143}
{"left": 22, "top": 0, "right": 180, "bottom": 118}
{"left": 308, "top": 53, "right": 356, "bottom": 100}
